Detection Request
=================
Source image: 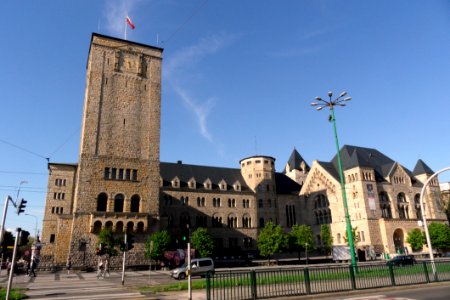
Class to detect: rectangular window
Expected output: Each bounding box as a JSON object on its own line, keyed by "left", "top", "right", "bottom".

{"left": 50, "top": 234, "right": 55, "bottom": 243}
{"left": 337, "top": 233, "right": 341, "bottom": 244}
{"left": 53, "top": 192, "right": 57, "bottom": 200}
{"left": 126, "top": 169, "right": 131, "bottom": 180}
{"left": 111, "top": 168, "right": 117, "bottom": 180}
{"left": 104, "top": 168, "right": 110, "bottom": 179}
{"left": 51, "top": 207, "right": 55, "bottom": 214}
{"left": 119, "top": 168, "right": 124, "bottom": 180}
{"left": 61, "top": 193, "right": 65, "bottom": 200}
{"left": 60, "top": 207, "right": 63, "bottom": 214}
{"left": 360, "top": 231, "right": 365, "bottom": 242}
{"left": 132, "top": 169, "right": 138, "bottom": 181}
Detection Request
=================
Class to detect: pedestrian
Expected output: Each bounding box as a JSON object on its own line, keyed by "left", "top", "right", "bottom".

{"left": 66, "top": 257, "right": 72, "bottom": 275}
{"left": 6, "top": 258, "right": 11, "bottom": 276}
{"left": 102, "top": 258, "right": 110, "bottom": 278}
{"left": 96, "top": 258, "right": 104, "bottom": 279}
{"left": 29, "top": 257, "right": 37, "bottom": 277}
{"left": 26, "top": 259, "right": 31, "bottom": 276}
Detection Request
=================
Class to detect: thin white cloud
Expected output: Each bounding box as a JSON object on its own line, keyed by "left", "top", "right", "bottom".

{"left": 165, "top": 33, "right": 241, "bottom": 147}
{"left": 103, "top": 0, "right": 139, "bottom": 37}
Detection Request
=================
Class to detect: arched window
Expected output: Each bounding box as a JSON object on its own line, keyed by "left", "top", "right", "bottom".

{"left": 97, "top": 193, "right": 108, "bottom": 212}
{"left": 397, "top": 192, "right": 408, "bottom": 219}
{"left": 137, "top": 222, "right": 145, "bottom": 233}
{"left": 259, "top": 218, "right": 265, "bottom": 228}
{"left": 212, "top": 214, "right": 222, "bottom": 228}
{"left": 130, "top": 194, "right": 140, "bottom": 213}
{"left": 379, "top": 191, "right": 392, "bottom": 218}
{"left": 313, "top": 194, "right": 331, "bottom": 225}
{"left": 114, "top": 194, "right": 125, "bottom": 212}
{"left": 414, "top": 194, "right": 422, "bottom": 219}
{"left": 126, "top": 221, "right": 134, "bottom": 233}
{"left": 227, "top": 214, "right": 237, "bottom": 228}
{"left": 93, "top": 220, "right": 102, "bottom": 233}
{"left": 105, "top": 221, "right": 113, "bottom": 230}
{"left": 242, "top": 214, "right": 252, "bottom": 228}
{"left": 116, "top": 221, "right": 124, "bottom": 233}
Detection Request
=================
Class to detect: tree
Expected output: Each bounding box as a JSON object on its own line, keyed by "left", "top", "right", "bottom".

{"left": 428, "top": 222, "right": 450, "bottom": 252}
{"left": 257, "top": 221, "right": 288, "bottom": 263}
{"left": 97, "top": 228, "right": 119, "bottom": 257}
{"left": 320, "top": 224, "right": 333, "bottom": 256}
{"left": 145, "top": 231, "right": 171, "bottom": 261}
{"left": 289, "top": 224, "right": 315, "bottom": 261}
{"left": 406, "top": 228, "right": 425, "bottom": 251}
{"left": 191, "top": 227, "right": 214, "bottom": 258}
{"left": 343, "top": 226, "right": 360, "bottom": 248}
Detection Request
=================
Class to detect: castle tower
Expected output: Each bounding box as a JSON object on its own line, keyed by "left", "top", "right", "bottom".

{"left": 240, "top": 156, "right": 278, "bottom": 226}
{"left": 41, "top": 34, "right": 163, "bottom": 266}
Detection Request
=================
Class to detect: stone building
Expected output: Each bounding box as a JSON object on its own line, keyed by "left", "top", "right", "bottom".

{"left": 296, "top": 145, "right": 448, "bottom": 257}
{"left": 40, "top": 33, "right": 447, "bottom": 267}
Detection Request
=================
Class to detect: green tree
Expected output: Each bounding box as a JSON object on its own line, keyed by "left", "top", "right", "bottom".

{"left": 406, "top": 228, "right": 425, "bottom": 251}
{"left": 257, "top": 221, "right": 288, "bottom": 263}
{"left": 289, "top": 224, "right": 315, "bottom": 261}
{"left": 428, "top": 222, "right": 450, "bottom": 252}
{"left": 343, "top": 226, "right": 360, "bottom": 247}
{"left": 145, "top": 231, "right": 171, "bottom": 261}
{"left": 320, "top": 224, "right": 333, "bottom": 256}
{"left": 97, "top": 228, "right": 119, "bottom": 257}
{"left": 191, "top": 228, "right": 214, "bottom": 258}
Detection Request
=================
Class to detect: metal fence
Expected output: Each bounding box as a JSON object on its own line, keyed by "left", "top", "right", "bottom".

{"left": 205, "top": 261, "right": 450, "bottom": 300}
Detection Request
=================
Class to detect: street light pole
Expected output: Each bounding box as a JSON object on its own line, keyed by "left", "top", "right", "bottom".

{"left": 311, "top": 91, "right": 357, "bottom": 268}
{"left": 419, "top": 166, "right": 450, "bottom": 280}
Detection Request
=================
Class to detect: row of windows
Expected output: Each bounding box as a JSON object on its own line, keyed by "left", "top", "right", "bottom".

{"left": 53, "top": 192, "right": 65, "bottom": 200}
{"left": 55, "top": 178, "right": 67, "bottom": 186}
{"left": 168, "top": 178, "right": 242, "bottom": 191}
{"left": 214, "top": 237, "right": 253, "bottom": 250}
{"left": 164, "top": 214, "right": 263, "bottom": 229}
{"left": 336, "top": 230, "right": 366, "bottom": 244}
{"left": 97, "top": 193, "right": 140, "bottom": 213}
{"left": 163, "top": 195, "right": 252, "bottom": 209}
{"left": 51, "top": 206, "right": 64, "bottom": 214}
{"left": 241, "top": 159, "right": 274, "bottom": 167}
{"left": 92, "top": 220, "right": 145, "bottom": 233}
{"left": 104, "top": 167, "right": 138, "bottom": 181}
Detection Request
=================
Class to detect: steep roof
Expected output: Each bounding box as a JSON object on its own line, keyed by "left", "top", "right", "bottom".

{"left": 328, "top": 145, "right": 415, "bottom": 182}
{"left": 412, "top": 159, "right": 434, "bottom": 175}
{"left": 284, "top": 148, "right": 310, "bottom": 173}
{"left": 160, "top": 161, "right": 301, "bottom": 195}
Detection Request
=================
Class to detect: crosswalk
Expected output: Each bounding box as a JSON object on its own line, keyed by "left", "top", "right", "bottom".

{"left": 21, "top": 272, "right": 150, "bottom": 299}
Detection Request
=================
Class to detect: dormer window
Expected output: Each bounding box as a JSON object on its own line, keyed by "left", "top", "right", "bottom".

{"left": 204, "top": 179, "right": 212, "bottom": 190}
{"left": 188, "top": 178, "right": 196, "bottom": 189}
{"left": 219, "top": 180, "right": 227, "bottom": 191}
{"left": 171, "top": 177, "right": 180, "bottom": 188}
{"left": 233, "top": 181, "right": 241, "bottom": 191}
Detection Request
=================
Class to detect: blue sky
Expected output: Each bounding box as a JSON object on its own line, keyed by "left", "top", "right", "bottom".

{"left": 1, "top": 0, "right": 450, "bottom": 236}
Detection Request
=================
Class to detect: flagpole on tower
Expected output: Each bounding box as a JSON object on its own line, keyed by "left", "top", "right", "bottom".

{"left": 124, "top": 15, "right": 128, "bottom": 40}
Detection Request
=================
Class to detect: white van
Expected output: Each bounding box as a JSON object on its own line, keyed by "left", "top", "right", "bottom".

{"left": 170, "top": 257, "right": 214, "bottom": 280}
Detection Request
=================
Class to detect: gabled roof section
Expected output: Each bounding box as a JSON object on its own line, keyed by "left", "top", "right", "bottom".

{"left": 331, "top": 145, "right": 398, "bottom": 180}
{"left": 284, "top": 148, "right": 310, "bottom": 173}
{"left": 413, "top": 159, "right": 434, "bottom": 176}
{"left": 274, "top": 173, "right": 302, "bottom": 195}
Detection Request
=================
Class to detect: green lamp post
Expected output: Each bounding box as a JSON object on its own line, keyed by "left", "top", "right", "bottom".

{"left": 311, "top": 91, "right": 357, "bottom": 268}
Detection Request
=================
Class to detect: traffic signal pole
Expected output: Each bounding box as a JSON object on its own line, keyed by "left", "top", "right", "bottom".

{"left": 0, "top": 196, "right": 13, "bottom": 245}
{"left": 6, "top": 228, "right": 21, "bottom": 300}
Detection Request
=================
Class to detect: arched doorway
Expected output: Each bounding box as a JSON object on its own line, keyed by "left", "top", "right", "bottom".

{"left": 393, "top": 229, "right": 405, "bottom": 254}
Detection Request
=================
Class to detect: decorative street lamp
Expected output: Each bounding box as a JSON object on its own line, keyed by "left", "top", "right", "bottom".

{"left": 311, "top": 91, "right": 357, "bottom": 268}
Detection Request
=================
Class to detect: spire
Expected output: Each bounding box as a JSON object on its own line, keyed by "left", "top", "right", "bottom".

{"left": 413, "top": 159, "right": 434, "bottom": 176}
{"left": 286, "top": 148, "right": 310, "bottom": 172}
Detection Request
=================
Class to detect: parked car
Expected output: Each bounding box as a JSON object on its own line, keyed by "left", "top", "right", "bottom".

{"left": 170, "top": 257, "right": 214, "bottom": 280}
{"left": 387, "top": 255, "right": 416, "bottom": 267}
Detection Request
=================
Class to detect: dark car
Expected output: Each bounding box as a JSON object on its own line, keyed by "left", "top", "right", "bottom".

{"left": 387, "top": 255, "right": 416, "bottom": 267}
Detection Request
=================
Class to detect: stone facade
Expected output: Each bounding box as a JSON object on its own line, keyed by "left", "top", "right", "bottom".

{"left": 40, "top": 34, "right": 448, "bottom": 269}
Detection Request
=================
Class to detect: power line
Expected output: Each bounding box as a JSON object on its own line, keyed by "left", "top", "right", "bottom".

{"left": 0, "top": 138, "right": 48, "bottom": 161}
{"left": 0, "top": 171, "right": 48, "bottom": 176}
{"left": 47, "top": 126, "right": 80, "bottom": 158}
{"left": 162, "top": 0, "right": 209, "bottom": 46}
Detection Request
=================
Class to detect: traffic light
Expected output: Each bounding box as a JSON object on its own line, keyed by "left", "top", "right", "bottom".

{"left": 127, "top": 234, "right": 134, "bottom": 251}
{"left": 16, "top": 198, "right": 27, "bottom": 215}
{"left": 96, "top": 243, "right": 105, "bottom": 255}
{"left": 120, "top": 241, "right": 126, "bottom": 252}
{"left": 19, "top": 230, "right": 30, "bottom": 246}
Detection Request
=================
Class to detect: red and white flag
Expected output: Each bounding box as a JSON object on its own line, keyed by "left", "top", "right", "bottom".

{"left": 126, "top": 16, "right": 135, "bottom": 30}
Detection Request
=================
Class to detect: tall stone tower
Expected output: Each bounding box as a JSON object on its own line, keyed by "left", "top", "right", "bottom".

{"left": 41, "top": 33, "right": 163, "bottom": 266}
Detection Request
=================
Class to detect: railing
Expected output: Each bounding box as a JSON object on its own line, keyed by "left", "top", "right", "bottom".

{"left": 206, "top": 261, "right": 450, "bottom": 300}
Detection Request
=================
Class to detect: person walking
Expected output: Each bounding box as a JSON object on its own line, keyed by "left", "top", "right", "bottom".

{"left": 29, "top": 257, "right": 37, "bottom": 277}
{"left": 66, "top": 257, "right": 72, "bottom": 275}
{"left": 96, "top": 258, "right": 104, "bottom": 279}
{"left": 102, "top": 258, "right": 110, "bottom": 278}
